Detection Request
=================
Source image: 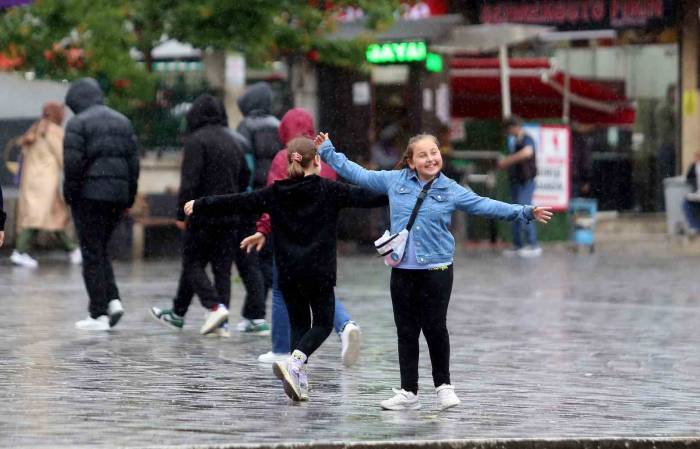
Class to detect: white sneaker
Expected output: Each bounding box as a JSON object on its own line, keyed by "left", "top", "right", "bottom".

{"left": 340, "top": 322, "right": 361, "bottom": 367}
{"left": 380, "top": 388, "right": 421, "bottom": 410}
{"left": 69, "top": 248, "right": 82, "bottom": 265}
{"left": 200, "top": 304, "right": 229, "bottom": 335}
{"left": 258, "top": 351, "right": 291, "bottom": 364}
{"left": 209, "top": 320, "right": 230, "bottom": 338}
{"left": 435, "top": 384, "right": 460, "bottom": 410}
{"left": 11, "top": 250, "right": 38, "bottom": 268}
{"left": 273, "top": 355, "right": 303, "bottom": 402}
{"left": 75, "top": 315, "right": 110, "bottom": 331}
{"left": 518, "top": 246, "right": 543, "bottom": 258}
{"left": 107, "top": 299, "right": 124, "bottom": 327}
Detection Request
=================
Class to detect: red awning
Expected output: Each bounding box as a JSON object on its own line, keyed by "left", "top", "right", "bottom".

{"left": 450, "top": 58, "right": 636, "bottom": 125}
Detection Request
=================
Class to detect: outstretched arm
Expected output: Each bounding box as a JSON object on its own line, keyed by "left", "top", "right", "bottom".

{"left": 454, "top": 184, "right": 549, "bottom": 223}
{"left": 315, "top": 133, "right": 394, "bottom": 194}
{"left": 185, "top": 188, "right": 273, "bottom": 218}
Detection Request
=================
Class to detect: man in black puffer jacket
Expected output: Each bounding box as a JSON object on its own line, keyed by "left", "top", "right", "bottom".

{"left": 64, "top": 78, "right": 139, "bottom": 331}
{"left": 236, "top": 82, "right": 281, "bottom": 317}
{"left": 150, "top": 94, "right": 266, "bottom": 336}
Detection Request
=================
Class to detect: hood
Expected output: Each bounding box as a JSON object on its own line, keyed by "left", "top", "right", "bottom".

{"left": 65, "top": 78, "right": 104, "bottom": 114}
{"left": 237, "top": 82, "right": 272, "bottom": 117}
{"left": 186, "top": 94, "right": 226, "bottom": 133}
{"left": 279, "top": 108, "right": 315, "bottom": 146}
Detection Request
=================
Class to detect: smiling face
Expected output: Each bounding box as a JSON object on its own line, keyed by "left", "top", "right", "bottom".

{"left": 407, "top": 136, "right": 442, "bottom": 181}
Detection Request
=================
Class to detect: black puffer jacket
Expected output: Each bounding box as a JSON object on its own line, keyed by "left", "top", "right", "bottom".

{"left": 63, "top": 78, "right": 139, "bottom": 207}
{"left": 236, "top": 82, "right": 281, "bottom": 189}
{"left": 178, "top": 94, "right": 250, "bottom": 226}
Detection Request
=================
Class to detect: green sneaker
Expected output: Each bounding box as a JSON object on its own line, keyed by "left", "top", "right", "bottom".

{"left": 150, "top": 307, "right": 184, "bottom": 330}
{"left": 236, "top": 319, "right": 271, "bottom": 336}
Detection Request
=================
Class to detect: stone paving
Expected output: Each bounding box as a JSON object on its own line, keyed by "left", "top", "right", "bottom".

{"left": 0, "top": 243, "right": 699, "bottom": 448}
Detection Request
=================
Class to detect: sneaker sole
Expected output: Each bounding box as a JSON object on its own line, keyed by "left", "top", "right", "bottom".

{"left": 200, "top": 311, "right": 229, "bottom": 335}
{"left": 109, "top": 310, "right": 124, "bottom": 328}
{"left": 438, "top": 399, "right": 461, "bottom": 411}
{"left": 272, "top": 362, "right": 302, "bottom": 402}
{"left": 149, "top": 309, "right": 183, "bottom": 331}
{"left": 380, "top": 401, "right": 421, "bottom": 411}
{"left": 341, "top": 328, "right": 361, "bottom": 367}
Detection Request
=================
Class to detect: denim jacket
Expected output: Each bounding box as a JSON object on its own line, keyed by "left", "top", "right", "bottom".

{"left": 319, "top": 140, "right": 535, "bottom": 265}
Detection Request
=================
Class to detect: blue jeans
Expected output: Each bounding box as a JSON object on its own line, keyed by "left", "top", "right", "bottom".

{"left": 271, "top": 264, "right": 352, "bottom": 354}
{"left": 510, "top": 179, "right": 538, "bottom": 248}
{"left": 683, "top": 199, "right": 700, "bottom": 230}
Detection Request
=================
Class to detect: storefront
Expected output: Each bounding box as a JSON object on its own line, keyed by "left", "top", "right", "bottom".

{"left": 456, "top": 0, "right": 680, "bottom": 212}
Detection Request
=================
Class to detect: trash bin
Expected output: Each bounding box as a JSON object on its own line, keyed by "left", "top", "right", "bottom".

{"left": 663, "top": 176, "right": 691, "bottom": 235}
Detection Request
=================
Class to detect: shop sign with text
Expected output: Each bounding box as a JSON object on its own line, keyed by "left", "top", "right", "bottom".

{"left": 478, "top": 0, "right": 676, "bottom": 30}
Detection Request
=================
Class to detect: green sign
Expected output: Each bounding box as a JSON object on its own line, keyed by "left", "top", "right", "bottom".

{"left": 366, "top": 41, "right": 427, "bottom": 64}
{"left": 425, "top": 53, "right": 443, "bottom": 73}
{"left": 366, "top": 41, "right": 443, "bottom": 73}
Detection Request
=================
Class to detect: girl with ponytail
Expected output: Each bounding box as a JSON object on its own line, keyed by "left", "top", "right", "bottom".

{"left": 183, "top": 136, "right": 387, "bottom": 403}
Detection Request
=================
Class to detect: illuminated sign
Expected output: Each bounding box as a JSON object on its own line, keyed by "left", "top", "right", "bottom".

{"left": 366, "top": 41, "right": 428, "bottom": 64}
{"left": 366, "top": 41, "right": 443, "bottom": 72}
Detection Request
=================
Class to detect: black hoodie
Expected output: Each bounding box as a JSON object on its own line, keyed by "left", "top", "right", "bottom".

{"left": 192, "top": 175, "right": 388, "bottom": 289}
{"left": 236, "top": 82, "right": 282, "bottom": 189}
{"left": 63, "top": 78, "right": 139, "bottom": 206}
{"left": 178, "top": 94, "right": 250, "bottom": 225}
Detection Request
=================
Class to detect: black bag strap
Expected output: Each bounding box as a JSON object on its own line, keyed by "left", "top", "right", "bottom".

{"left": 405, "top": 177, "right": 435, "bottom": 232}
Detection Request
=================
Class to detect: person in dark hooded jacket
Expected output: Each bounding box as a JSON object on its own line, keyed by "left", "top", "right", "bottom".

{"left": 236, "top": 82, "right": 281, "bottom": 327}
{"left": 64, "top": 78, "right": 139, "bottom": 331}
{"left": 150, "top": 94, "right": 266, "bottom": 337}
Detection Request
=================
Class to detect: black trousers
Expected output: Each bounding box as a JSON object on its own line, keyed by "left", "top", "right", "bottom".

{"left": 390, "top": 265, "right": 453, "bottom": 394}
{"left": 72, "top": 200, "right": 123, "bottom": 319}
{"left": 280, "top": 280, "right": 335, "bottom": 358}
{"left": 173, "top": 223, "right": 265, "bottom": 319}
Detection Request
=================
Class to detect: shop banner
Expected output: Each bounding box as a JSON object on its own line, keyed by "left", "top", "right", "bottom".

{"left": 523, "top": 124, "right": 571, "bottom": 211}
{"left": 478, "top": 0, "right": 676, "bottom": 31}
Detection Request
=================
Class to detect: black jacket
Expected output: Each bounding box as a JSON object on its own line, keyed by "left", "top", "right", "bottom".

{"left": 236, "top": 82, "right": 282, "bottom": 189}
{"left": 0, "top": 184, "right": 5, "bottom": 231}
{"left": 178, "top": 94, "right": 250, "bottom": 226}
{"left": 193, "top": 175, "right": 388, "bottom": 288}
{"left": 63, "top": 78, "right": 139, "bottom": 207}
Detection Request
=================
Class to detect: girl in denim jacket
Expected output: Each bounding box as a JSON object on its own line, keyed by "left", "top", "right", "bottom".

{"left": 315, "top": 132, "right": 552, "bottom": 411}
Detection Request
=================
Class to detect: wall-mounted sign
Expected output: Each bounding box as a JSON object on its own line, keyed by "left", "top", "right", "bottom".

{"left": 366, "top": 41, "right": 428, "bottom": 64}
{"left": 478, "top": 0, "right": 675, "bottom": 31}
{"left": 366, "top": 41, "right": 443, "bottom": 72}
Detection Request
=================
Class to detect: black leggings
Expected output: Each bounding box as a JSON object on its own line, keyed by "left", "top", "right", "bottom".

{"left": 280, "top": 280, "right": 335, "bottom": 358}
{"left": 390, "top": 265, "right": 453, "bottom": 394}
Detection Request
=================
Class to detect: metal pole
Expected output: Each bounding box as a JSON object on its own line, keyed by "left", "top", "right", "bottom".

{"left": 499, "top": 45, "right": 511, "bottom": 118}
{"left": 563, "top": 70, "right": 571, "bottom": 124}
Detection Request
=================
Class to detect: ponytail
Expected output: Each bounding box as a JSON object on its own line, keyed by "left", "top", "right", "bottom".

{"left": 286, "top": 137, "right": 317, "bottom": 179}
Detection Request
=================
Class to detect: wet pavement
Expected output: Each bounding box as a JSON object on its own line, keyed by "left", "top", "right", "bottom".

{"left": 1, "top": 243, "right": 699, "bottom": 448}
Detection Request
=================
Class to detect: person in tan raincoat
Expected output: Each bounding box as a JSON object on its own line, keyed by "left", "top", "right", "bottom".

{"left": 10, "top": 102, "right": 81, "bottom": 268}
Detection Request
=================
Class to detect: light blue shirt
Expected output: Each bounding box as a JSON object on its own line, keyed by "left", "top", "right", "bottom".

{"left": 319, "top": 140, "right": 534, "bottom": 267}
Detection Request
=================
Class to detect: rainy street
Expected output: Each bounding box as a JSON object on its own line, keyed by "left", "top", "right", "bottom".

{"left": 1, "top": 242, "right": 699, "bottom": 448}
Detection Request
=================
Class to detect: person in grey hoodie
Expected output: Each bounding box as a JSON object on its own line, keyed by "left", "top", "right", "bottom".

{"left": 63, "top": 78, "right": 139, "bottom": 331}
{"left": 235, "top": 82, "right": 282, "bottom": 331}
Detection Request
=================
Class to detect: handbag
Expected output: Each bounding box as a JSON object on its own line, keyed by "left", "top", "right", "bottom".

{"left": 374, "top": 178, "right": 435, "bottom": 267}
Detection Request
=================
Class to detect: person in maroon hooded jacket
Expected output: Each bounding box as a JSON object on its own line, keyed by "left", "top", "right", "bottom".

{"left": 240, "top": 108, "right": 369, "bottom": 367}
